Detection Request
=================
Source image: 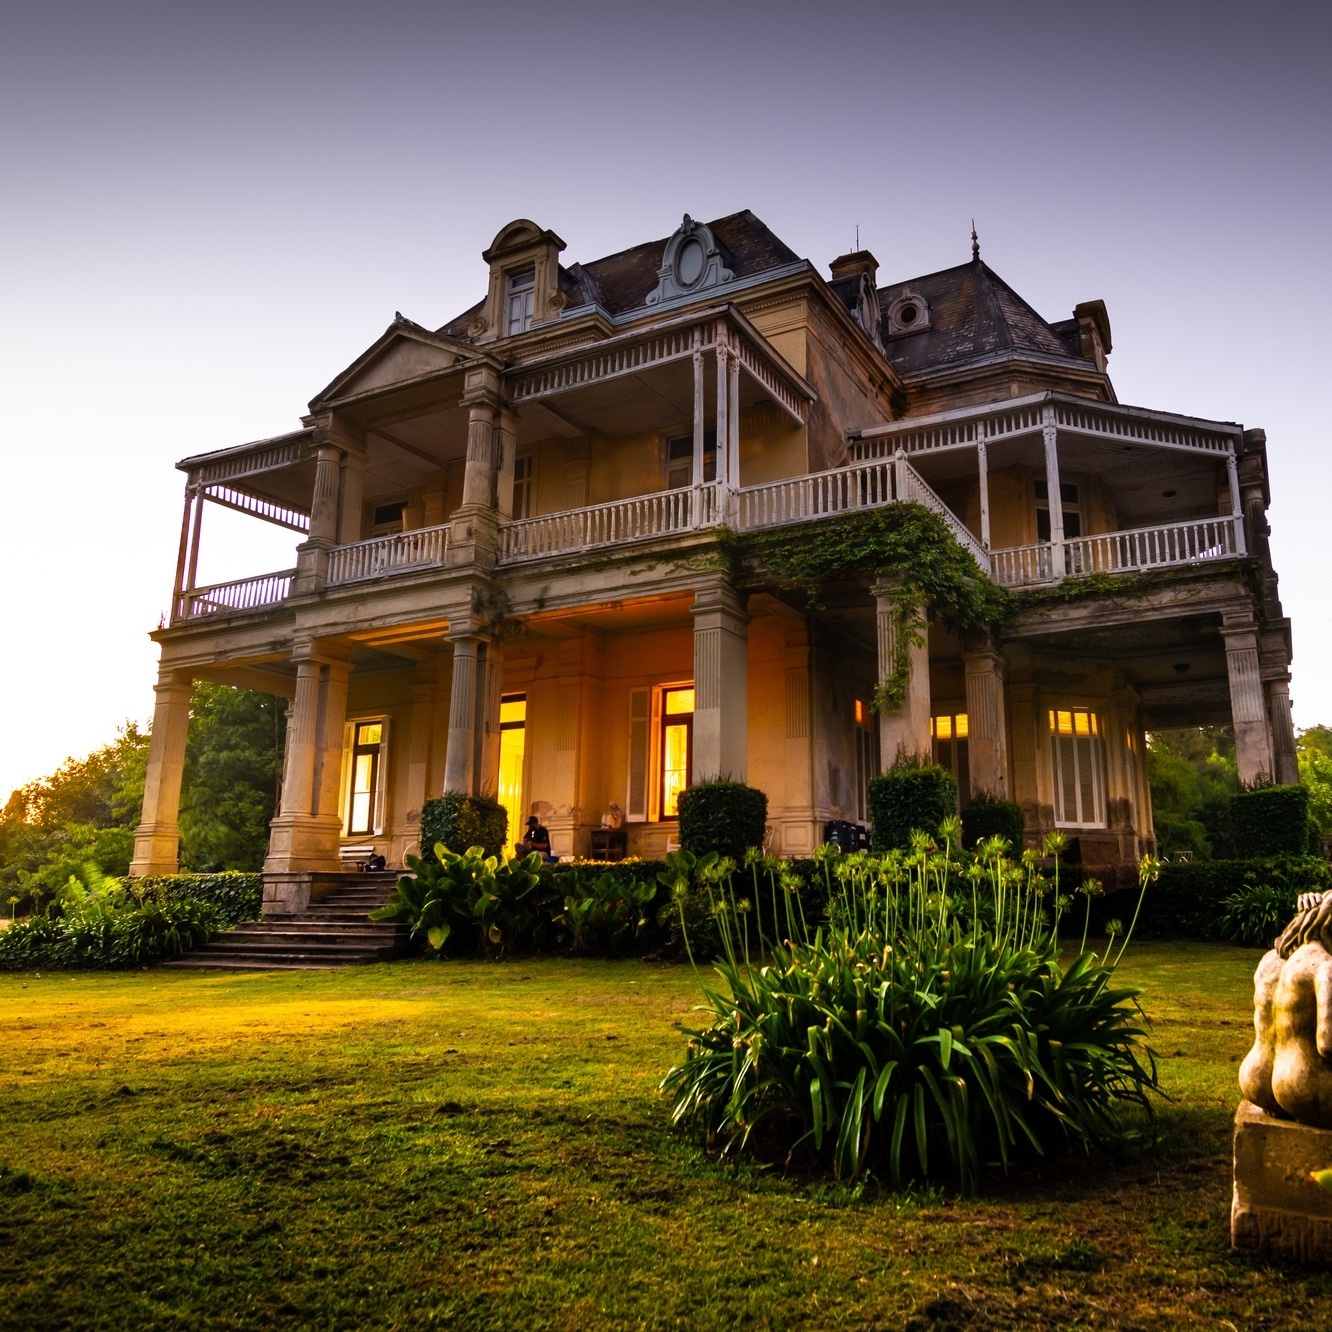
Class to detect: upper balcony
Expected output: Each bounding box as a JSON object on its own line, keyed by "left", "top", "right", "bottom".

{"left": 163, "top": 369, "right": 1254, "bottom": 630}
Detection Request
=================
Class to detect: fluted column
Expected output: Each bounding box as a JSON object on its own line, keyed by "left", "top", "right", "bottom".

{"left": 449, "top": 366, "right": 502, "bottom": 568}
{"left": 292, "top": 443, "right": 344, "bottom": 594}
{"left": 1222, "top": 618, "right": 1275, "bottom": 787}
{"left": 264, "top": 641, "right": 352, "bottom": 883}
{"left": 444, "top": 635, "right": 481, "bottom": 794}
{"left": 1267, "top": 678, "right": 1299, "bottom": 787}
{"left": 691, "top": 580, "right": 749, "bottom": 782}
{"left": 963, "top": 643, "right": 1008, "bottom": 798}
{"left": 874, "top": 581, "right": 931, "bottom": 769}
{"left": 129, "top": 668, "right": 194, "bottom": 875}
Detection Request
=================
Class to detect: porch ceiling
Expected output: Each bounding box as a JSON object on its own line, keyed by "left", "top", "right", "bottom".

{"left": 363, "top": 405, "right": 470, "bottom": 500}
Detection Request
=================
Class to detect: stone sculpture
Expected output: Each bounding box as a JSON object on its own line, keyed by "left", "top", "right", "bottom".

{"left": 1240, "top": 891, "right": 1332, "bottom": 1129}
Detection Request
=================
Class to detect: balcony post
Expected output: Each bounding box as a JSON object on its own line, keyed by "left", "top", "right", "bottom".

{"left": 691, "top": 579, "right": 749, "bottom": 783}
{"left": 976, "top": 425, "right": 991, "bottom": 549}
{"left": 1041, "top": 403, "right": 1064, "bottom": 576}
{"left": 1226, "top": 450, "right": 1248, "bottom": 556}
{"left": 692, "top": 333, "right": 705, "bottom": 489}
{"left": 874, "top": 580, "right": 931, "bottom": 768}
{"left": 129, "top": 668, "right": 194, "bottom": 876}
{"left": 727, "top": 336, "right": 740, "bottom": 489}
{"left": 963, "top": 639, "right": 1008, "bottom": 798}
{"left": 1221, "top": 615, "right": 1276, "bottom": 787}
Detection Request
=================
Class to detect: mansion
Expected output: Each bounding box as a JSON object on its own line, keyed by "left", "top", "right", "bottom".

{"left": 130, "top": 211, "right": 1294, "bottom": 911}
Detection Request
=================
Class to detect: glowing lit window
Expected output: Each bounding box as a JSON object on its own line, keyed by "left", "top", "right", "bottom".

{"left": 348, "top": 720, "right": 385, "bottom": 836}
{"left": 931, "top": 712, "right": 969, "bottom": 805}
{"left": 497, "top": 695, "right": 526, "bottom": 853}
{"left": 660, "top": 686, "right": 694, "bottom": 819}
{"left": 1048, "top": 707, "right": 1107, "bottom": 827}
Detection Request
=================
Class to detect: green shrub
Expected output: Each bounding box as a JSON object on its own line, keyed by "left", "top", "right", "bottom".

{"left": 677, "top": 781, "right": 768, "bottom": 863}
{"left": 0, "top": 877, "right": 223, "bottom": 971}
{"left": 662, "top": 842, "right": 1160, "bottom": 1191}
{"left": 1230, "top": 785, "right": 1311, "bottom": 859}
{"left": 961, "top": 796, "right": 1025, "bottom": 852}
{"left": 420, "top": 794, "right": 509, "bottom": 860}
{"left": 1219, "top": 880, "right": 1299, "bottom": 948}
{"left": 128, "top": 872, "right": 261, "bottom": 926}
{"left": 868, "top": 764, "right": 958, "bottom": 851}
{"left": 1086, "top": 855, "right": 1331, "bottom": 940}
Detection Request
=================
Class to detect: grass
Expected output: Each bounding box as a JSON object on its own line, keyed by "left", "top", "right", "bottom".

{"left": 1, "top": 943, "right": 1329, "bottom": 1330}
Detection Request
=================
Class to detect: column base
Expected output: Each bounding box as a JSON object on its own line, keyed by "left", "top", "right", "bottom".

{"left": 129, "top": 822, "right": 181, "bottom": 877}
{"left": 1232, "top": 1099, "right": 1332, "bottom": 1262}
{"left": 263, "top": 815, "right": 347, "bottom": 875}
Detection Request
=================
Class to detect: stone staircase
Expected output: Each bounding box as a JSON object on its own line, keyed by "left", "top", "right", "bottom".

{"left": 165, "top": 872, "right": 412, "bottom": 970}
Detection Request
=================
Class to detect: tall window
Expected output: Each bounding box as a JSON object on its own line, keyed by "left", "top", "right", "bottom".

{"left": 931, "top": 712, "right": 970, "bottom": 806}
{"left": 665, "top": 429, "right": 716, "bottom": 489}
{"left": 348, "top": 720, "right": 384, "bottom": 836}
{"left": 497, "top": 695, "right": 526, "bottom": 849}
{"left": 1049, "top": 707, "right": 1106, "bottom": 827}
{"left": 660, "top": 686, "right": 694, "bottom": 819}
{"left": 512, "top": 454, "right": 534, "bottom": 519}
{"left": 1035, "top": 479, "right": 1081, "bottom": 541}
{"left": 505, "top": 268, "right": 535, "bottom": 336}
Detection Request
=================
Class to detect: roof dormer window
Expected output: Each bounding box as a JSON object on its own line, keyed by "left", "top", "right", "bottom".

{"left": 505, "top": 267, "right": 535, "bottom": 336}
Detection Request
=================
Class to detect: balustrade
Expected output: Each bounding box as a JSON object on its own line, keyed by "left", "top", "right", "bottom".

{"left": 326, "top": 523, "right": 450, "bottom": 585}
{"left": 172, "top": 569, "right": 295, "bottom": 622}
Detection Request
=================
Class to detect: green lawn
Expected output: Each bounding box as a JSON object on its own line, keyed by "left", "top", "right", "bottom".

{"left": 2, "top": 944, "right": 1329, "bottom": 1330}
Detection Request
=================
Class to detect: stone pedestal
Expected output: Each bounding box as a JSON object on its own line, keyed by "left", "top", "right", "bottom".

{"left": 1232, "top": 1099, "right": 1332, "bottom": 1261}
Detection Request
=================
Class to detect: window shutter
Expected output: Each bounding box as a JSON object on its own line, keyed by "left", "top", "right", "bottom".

{"left": 626, "top": 688, "right": 649, "bottom": 821}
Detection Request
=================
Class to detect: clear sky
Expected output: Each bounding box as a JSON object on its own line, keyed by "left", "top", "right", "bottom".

{"left": 2, "top": 0, "right": 1329, "bottom": 798}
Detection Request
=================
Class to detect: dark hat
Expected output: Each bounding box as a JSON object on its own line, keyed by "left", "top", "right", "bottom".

{"left": 525, "top": 816, "right": 539, "bottom": 827}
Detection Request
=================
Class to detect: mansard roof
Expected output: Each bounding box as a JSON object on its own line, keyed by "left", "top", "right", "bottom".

{"left": 874, "top": 258, "right": 1081, "bottom": 377}
{"left": 438, "top": 210, "right": 802, "bottom": 337}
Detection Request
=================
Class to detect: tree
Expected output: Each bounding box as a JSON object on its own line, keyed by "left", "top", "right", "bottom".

{"left": 1146, "top": 727, "right": 1238, "bottom": 860}
{"left": 1298, "top": 726, "right": 1332, "bottom": 839}
{"left": 178, "top": 683, "right": 286, "bottom": 871}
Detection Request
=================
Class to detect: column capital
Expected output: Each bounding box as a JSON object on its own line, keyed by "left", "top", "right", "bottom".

{"left": 690, "top": 578, "right": 749, "bottom": 625}
{"left": 460, "top": 364, "right": 502, "bottom": 407}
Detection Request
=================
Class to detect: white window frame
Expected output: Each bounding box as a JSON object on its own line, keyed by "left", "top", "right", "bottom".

{"left": 664, "top": 428, "right": 716, "bottom": 490}
{"left": 512, "top": 453, "right": 535, "bottom": 520}
{"left": 504, "top": 267, "right": 535, "bottom": 336}
{"left": 1048, "top": 706, "right": 1107, "bottom": 829}
{"left": 930, "top": 710, "right": 969, "bottom": 807}
{"left": 341, "top": 716, "right": 390, "bottom": 838}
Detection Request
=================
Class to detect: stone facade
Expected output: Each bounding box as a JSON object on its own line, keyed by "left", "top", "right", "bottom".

{"left": 130, "top": 210, "right": 1294, "bottom": 902}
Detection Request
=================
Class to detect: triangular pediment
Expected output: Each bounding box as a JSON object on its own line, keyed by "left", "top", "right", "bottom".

{"left": 310, "top": 322, "right": 479, "bottom": 408}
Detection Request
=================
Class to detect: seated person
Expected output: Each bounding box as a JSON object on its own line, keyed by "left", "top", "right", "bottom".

{"left": 365, "top": 852, "right": 387, "bottom": 872}
{"left": 516, "top": 816, "right": 554, "bottom": 861}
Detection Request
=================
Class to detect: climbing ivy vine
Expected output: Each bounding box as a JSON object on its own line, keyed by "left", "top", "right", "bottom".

{"left": 721, "top": 505, "right": 1015, "bottom": 713}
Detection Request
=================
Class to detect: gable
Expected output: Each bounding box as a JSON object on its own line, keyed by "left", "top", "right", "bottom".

{"left": 311, "top": 325, "right": 475, "bottom": 407}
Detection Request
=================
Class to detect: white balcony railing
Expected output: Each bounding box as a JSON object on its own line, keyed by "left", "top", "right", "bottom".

{"left": 735, "top": 458, "right": 896, "bottom": 529}
{"left": 991, "top": 515, "right": 1244, "bottom": 588}
{"left": 173, "top": 569, "right": 295, "bottom": 622}
{"left": 499, "top": 485, "right": 719, "bottom": 562}
{"left": 327, "top": 523, "right": 450, "bottom": 586}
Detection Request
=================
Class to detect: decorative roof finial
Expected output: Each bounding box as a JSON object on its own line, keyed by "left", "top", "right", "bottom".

{"left": 970, "top": 220, "right": 980, "bottom": 261}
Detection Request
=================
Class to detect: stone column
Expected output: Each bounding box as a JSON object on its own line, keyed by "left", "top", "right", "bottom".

{"left": 449, "top": 367, "right": 502, "bottom": 567}
{"left": 292, "top": 442, "right": 344, "bottom": 593}
{"left": 264, "top": 641, "right": 351, "bottom": 882}
{"left": 1041, "top": 404, "right": 1064, "bottom": 576}
{"left": 337, "top": 445, "right": 366, "bottom": 546}
{"left": 1222, "top": 618, "right": 1276, "bottom": 787}
{"left": 129, "top": 668, "right": 194, "bottom": 876}
{"left": 976, "top": 427, "right": 991, "bottom": 550}
{"left": 1267, "top": 677, "right": 1299, "bottom": 787}
{"left": 478, "top": 639, "right": 506, "bottom": 797}
{"left": 874, "top": 582, "right": 930, "bottom": 768}
{"left": 691, "top": 581, "right": 749, "bottom": 782}
{"left": 444, "top": 631, "right": 498, "bottom": 793}
{"left": 963, "top": 642, "right": 1008, "bottom": 798}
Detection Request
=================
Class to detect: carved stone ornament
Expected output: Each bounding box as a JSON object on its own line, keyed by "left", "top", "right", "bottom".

{"left": 467, "top": 315, "right": 488, "bottom": 339}
{"left": 1240, "top": 892, "right": 1332, "bottom": 1128}
{"left": 645, "top": 214, "right": 735, "bottom": 306}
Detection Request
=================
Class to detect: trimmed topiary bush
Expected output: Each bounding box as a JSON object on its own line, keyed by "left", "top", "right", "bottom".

{"left": 677, "top": 780, "right": 768, "bottom": 863}
{"left": 1230, "top": 785, "right": 1311, "bottom": 859}
{"left": 420, "top": 793, "right": 509, "bottom": 860}
{"left": 868, "top": 764, "right": 958, "bottom": 851}
{"left": 961, "top": 796, "right": 1025, "bottom": 852}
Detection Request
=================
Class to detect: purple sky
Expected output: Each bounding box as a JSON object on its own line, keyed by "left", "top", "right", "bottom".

{"left": 2, "top": 0, "right": 1329, "bottom": 796}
